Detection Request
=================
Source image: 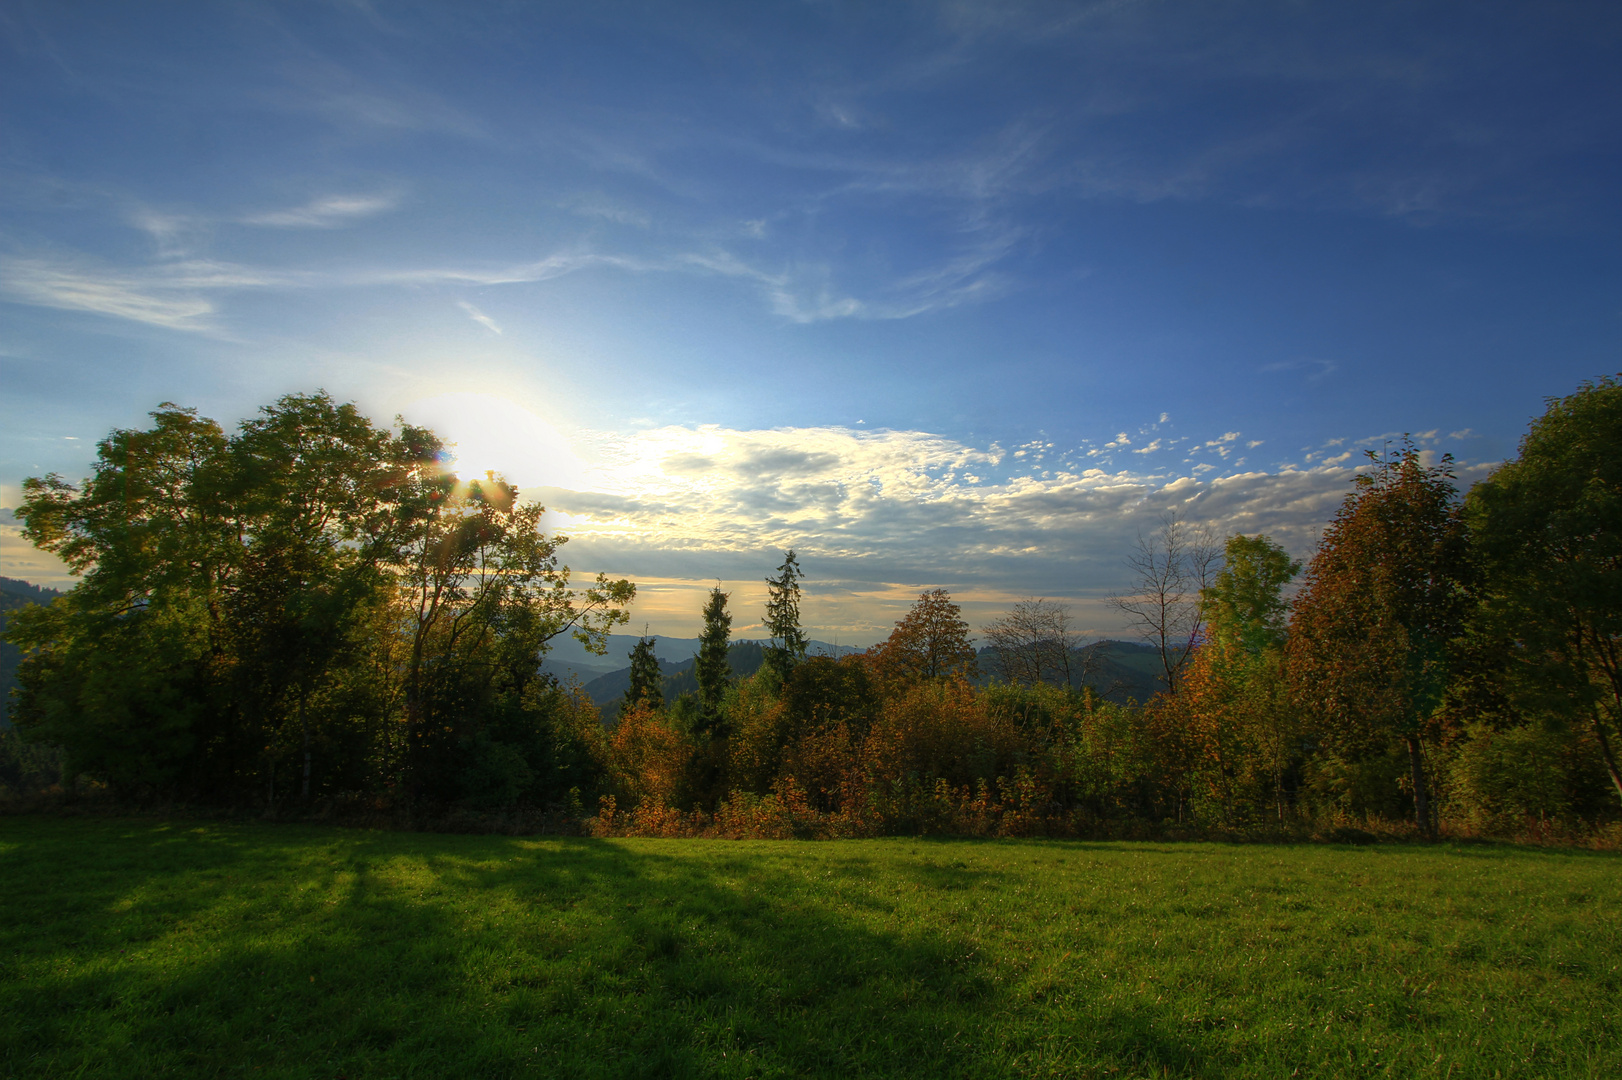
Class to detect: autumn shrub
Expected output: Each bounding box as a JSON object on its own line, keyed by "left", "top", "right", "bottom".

{"left": 607, "top": 703, "right": 687, "bottom": 811}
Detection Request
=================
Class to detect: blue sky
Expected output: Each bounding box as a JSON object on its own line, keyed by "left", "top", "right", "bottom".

{"left": 2, "top": 1, "right": 1619, "bottom": 642}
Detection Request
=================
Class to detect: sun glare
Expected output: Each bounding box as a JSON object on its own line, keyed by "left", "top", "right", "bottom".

{"left": 405, "top": 392, "right": 586, "bottom": 490}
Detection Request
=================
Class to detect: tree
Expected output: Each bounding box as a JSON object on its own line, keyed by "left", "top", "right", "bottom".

{"left": 393, "top": 470, "right": 634, "bottom": 801}
{"left": 1108, "top": 512, "right": 1222, "bottom": 694}
{"left": 1172, "top": 534, "right": 1303, "bottom": 821}
{"left": 694, "top": 586, "right": 732, "bottom": 736}
{"left": 7, "top": 393, "right": 636, "bottom": 808}
{"left": 1287, "top": 443, "right": 1467, "bottom": 835}
{"left": 1201, "top": 534, "right": 1301, "bottom": 655}
{"left": 763, "top": 550, "right": 808, "bottom": 682}
{"left": 621, "top": 634, "right": 664, "bottom": 715}
{"left": 981, "top": 598, "right": 1079, "bottom": 687}
{"left": 872, "top": 588, "right": 978, "bottom": 684}
{"left": 1466, "top": 376, "right": 1622, "bottom": 806}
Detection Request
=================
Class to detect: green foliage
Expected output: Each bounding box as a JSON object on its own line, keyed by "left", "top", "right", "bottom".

{"left": 1443, "top": 721, "right": 1573, "bottom": 830}
{"left": 1466, "top": 374, "right": 1622, "bottom": 805}
{"left": 620, "top": 636, "right": 664, "bottom": 715}
{"left": 762, "top": 549, "right": 807, "bottom": 681}
{"left": 781, "top": 654, "right": 880, "bottom": 736}
{"left": 1288, "top": 442, "right": 1468, "bottom": 832}
{"left": 693, "top": 586, "right": 732, "bottom": 735}
{"left": 1201, "top": 533, "right": 1299, "bottom": 653}
{"left": 6, "top": 817, "right": 1620, "bottom": 1079}
{"left": 4, "top": 394, "right": 633, "bottom": 810}
{"left": 0, "top": 726, "right": 61, "bottom": 796}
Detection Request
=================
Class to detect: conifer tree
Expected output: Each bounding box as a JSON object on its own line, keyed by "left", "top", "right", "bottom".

{"left": 621, "top": 634, "right": 664, "bottom": 715}
{"left": 763, "top": 550, "right": 808, "bottom": 682}
{"left": 694, "top": 586, "right": 732, "bottom": 735}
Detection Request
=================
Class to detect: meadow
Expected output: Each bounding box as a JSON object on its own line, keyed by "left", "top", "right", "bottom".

{"left": 1, "top": 818, "right": 1616, "bottom": 1079}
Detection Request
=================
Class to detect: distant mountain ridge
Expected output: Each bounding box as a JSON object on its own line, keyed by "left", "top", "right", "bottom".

{"left": 573, "top": 635, "right": 1170, "bottom": 720}
{"left": 574, "top": 638, "right": 858, "bottom": 719}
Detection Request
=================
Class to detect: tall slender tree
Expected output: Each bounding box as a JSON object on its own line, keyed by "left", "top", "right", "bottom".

{"left": 763, "top": 550, "right": 808, "bottom": 682}
{"left": 694, "top": 586, "right": 733, "bottom": 735}
{"left": 1287, "top": 443, "right": 1467, "bottom": 835}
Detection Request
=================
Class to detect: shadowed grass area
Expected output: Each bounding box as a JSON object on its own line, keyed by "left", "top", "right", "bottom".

{"left": 1, "top": 818, "right": 1616, "bottom": 1078}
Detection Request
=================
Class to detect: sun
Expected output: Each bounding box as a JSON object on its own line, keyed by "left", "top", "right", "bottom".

{"left": 404, "top": 392, "right": 586, "bottom": 489}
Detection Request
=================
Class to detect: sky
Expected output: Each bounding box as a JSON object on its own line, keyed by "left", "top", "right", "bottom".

{"left": 2, "top": 1, "right": 1619, "bottom": 644}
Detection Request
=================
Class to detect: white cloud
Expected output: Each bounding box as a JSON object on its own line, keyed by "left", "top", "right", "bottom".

{"left": 512, "top": 422, "right": 1499, "bottom": 626}
{"left": 457, "top": 300, "right": 502, "bottom": 335}
{"left": 242, "top": 192, "right": 401, "bottom": 228}
{"left": 0, "top": 257, "right": 218, "bottom": 330}
{"left": 0, "top": 255, "right": 306, "bottom": 332}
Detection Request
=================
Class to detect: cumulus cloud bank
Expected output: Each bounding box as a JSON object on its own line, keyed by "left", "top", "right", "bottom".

{"left": 511, "top": 423, "right": 1496, "bottom": 639}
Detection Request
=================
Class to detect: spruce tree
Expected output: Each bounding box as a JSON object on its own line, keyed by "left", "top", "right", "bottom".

{"left": 763, "top": 550, "right": 808, "bottom": 682}
{"left": 621, "top": 634, "right": 664, "bottom": 714}
{"left": 694, "top": 586, "right": 732, "bottom": 736}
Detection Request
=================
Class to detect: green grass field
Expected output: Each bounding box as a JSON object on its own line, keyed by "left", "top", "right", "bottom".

{"left": 1, "top": 818, "right": 1616, "bottom": 1079}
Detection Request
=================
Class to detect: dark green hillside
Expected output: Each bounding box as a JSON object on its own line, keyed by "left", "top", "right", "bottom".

{"left": 974, "top": 640, "right": 1167, "bottom": 703}
{"left": 588, "top": 641, "right": 770, "bottom": 720}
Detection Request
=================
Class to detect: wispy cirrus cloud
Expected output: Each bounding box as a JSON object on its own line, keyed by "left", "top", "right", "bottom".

{"left": 0, "top": 228, "right": 1001, "bottom": 332}
{"left": 0, "top": 255, "right": 311, "bottom": 331}
{"left": 457, "top": 300, "right": 501, "bottom": 335}
{"left": 0, "top": 256, "right": 220, "bottom": 330}
{"left": 242, "top": 192, "right": 402, "bottom": 228}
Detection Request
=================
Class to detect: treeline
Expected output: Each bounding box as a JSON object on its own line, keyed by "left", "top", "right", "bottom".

{"left": 4, "top": 379, "right": 1621, "bottom": 841}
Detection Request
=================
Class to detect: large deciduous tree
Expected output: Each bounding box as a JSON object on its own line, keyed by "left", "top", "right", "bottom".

{"left": 1466, "top": 376, "right": 1622, "bottom": 806}
{"left": 1287, "top": 444, "right": 1467, "bottom": 835}
{"left": 871, "top": 588, "right": 978, "bottom": 684}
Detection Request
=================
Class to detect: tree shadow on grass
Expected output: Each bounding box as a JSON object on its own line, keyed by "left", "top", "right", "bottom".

{"left": 0, "top": 820, "right": 1224, "bottom": 1079}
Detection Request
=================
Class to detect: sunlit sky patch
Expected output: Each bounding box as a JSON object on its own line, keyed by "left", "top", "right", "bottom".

{"left": 2, "top": 2, "right": 1618, "bottom": 642}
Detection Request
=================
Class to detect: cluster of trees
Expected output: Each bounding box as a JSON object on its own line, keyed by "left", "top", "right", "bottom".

{"left": 4, "top": 379, "right": 1620, "bottom": 838}
{"left": 4, "top": 394, "right": 634, "bottom": 807}
{"left": 1156, "top": 378, "right": 1622, "bottom": 834}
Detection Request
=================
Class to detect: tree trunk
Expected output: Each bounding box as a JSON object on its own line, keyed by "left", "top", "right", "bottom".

{"left": 1590, "top": 710, "right": 1622, "bottom": 807}
{"left": 1405, "top": 734, "right": 1433, "bottom": 838}
{"left": 299, "top": 692, "right": 312, "bottom": 801}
